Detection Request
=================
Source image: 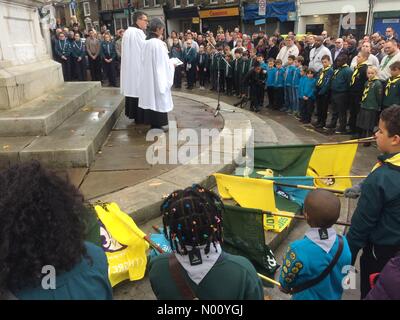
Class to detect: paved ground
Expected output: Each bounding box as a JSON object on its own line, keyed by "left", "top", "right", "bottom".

{"left": 111, "top": 85, "right": 379, "bottom": 300}
{"left": 58, "top": 96, "right": 224, "bottom": 199}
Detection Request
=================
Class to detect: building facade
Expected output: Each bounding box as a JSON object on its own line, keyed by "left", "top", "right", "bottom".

{"left": 54, "top": 0, "right": 100, "bottom": 31}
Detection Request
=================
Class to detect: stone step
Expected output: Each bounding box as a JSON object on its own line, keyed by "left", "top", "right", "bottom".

{"left": 17, "top": 88, "right": 124, "bottom": 168}
{"left": 0, "top": 82, "right": 101, "bottom": 137}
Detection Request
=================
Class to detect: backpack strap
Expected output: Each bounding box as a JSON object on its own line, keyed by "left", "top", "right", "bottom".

{"left": 282, "top": 235, "right": 344, "bottom": 295}
{"left": 169, "top": 254, "right": 198, "bottom": 300}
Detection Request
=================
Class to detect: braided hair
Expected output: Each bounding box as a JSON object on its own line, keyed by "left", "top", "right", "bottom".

{"left": 161, "top": 184, "right": 224, "bottom": 256}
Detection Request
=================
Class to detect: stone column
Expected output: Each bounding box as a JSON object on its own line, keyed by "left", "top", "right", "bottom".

{"left": 0, "top": 0, "right": 63, "bottom": 109}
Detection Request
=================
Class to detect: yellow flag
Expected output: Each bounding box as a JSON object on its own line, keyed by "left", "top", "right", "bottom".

{"left": 307, "top": 143, "right": 358, "bottom": 191}
{"left": 213, "top": 173, "right": 292, "bottom": 233}
{"left": 95, "top": 203, "right": 149, "bottom": 287}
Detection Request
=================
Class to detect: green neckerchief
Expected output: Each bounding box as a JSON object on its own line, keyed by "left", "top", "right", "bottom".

{"left": 385, "top": 75, "right": 400, "bottom": 96}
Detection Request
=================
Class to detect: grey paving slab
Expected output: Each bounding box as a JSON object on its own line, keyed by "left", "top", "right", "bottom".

{"left": 0, "top": 136, "right": 35, "bottom": 168}
{"left": 0, "top": 82, "right": 100, "bottom": 136}
{"left": 19, "top": 88, "right": 124, "bottom": 167}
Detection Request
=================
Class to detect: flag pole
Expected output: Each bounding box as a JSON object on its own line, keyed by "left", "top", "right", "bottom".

{"left": 263, "top": 211, "right": 351, "bottom": 227}
{"left": 272, "top": 181, "right": 344, "bottom": 194}
{"left": 257, "top": 273, "right": 281, "bottom": 287}
{"left": 256, "top": 172, "right": 367, "bottom": 179}
{"left": 317, "top": 137, "right": 375, "bottom": 146}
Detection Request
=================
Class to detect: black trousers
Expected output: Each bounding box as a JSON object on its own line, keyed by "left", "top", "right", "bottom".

{"left": 217, "top": 71, "right": 225, "bottom": 92}
{"left": 348, "top": 92, "right": 362, "bottom": 133}
{"left": 198, "top": 67, "right": 207, "bottom": 87}
{"left": 58, "top": 58, "right": 71, "bottom": 81}
{"left": 74, "top": 58, "right": 86, "bottom": 81}
{"left": 316, "top": 93, "right": 330, "bottom": 126}
{"left": 302, "top": 99, "right": 315, "bottom": 123}
{"left": 226, "top": 77, "right": 233, "bottom": 94}
{"left": 89, "top": 56, "right": 102, "bottom": 81}
{"left": 174, "top": 65, "right": 183, "bottom": 88}
{"left": 186, "top": 66, "right": 196, "bottom": 88}
{"left": 267, "top": 87, "right": 275, "bottom": 107}
{"left": 273, "top": 87, "right": 284, "bottom": 109}
{"left": 250, "top": 85, "right": 264, "bottom": 109}
{"left": 360, "top": 244, "right": 400, "bottom": 299}
{"left": 211, "top": 70, "right": 218, "bottom": 90}
{"left": 102, "top": 60, "right": 116, "bottom": 87}
{"left": 330, "top": 92, "right": 348, "bottom": 131}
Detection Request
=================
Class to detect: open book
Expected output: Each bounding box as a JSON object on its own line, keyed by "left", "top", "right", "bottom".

{"left": 170, "top": 57, "right": 184, "bottom": 66}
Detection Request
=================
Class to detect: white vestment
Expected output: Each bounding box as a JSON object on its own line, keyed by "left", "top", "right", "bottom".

{"left": 138, "top": 38, "right": 175, "bottom": 113}
{"left": 120, "top": 27, "right": 146, "bottom": 97}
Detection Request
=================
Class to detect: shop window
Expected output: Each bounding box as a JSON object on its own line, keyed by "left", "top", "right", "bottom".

{"left": 83, "top": 2, "right": 91, "bottom": 17}
{"left": 174, "top": 0, "right": 181, "bottom": 7}
{"left": 144, "top": 0, "right": 149, "bottom": 7}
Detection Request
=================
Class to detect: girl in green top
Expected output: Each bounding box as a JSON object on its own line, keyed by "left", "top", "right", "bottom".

{"left": 356, "top": 66, "right": 383, "bottom": 144}
{"left": 0, "top": 161, "right": 112, "bottom": 300}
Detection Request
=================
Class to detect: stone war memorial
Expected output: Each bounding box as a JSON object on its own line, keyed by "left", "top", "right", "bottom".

{"left": 0, "top": 0, "right": 123, "bottom": 169}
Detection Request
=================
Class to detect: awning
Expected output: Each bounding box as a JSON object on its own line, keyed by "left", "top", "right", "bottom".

{"left": 243, "top": 1, "right": 296, "bottom": 22}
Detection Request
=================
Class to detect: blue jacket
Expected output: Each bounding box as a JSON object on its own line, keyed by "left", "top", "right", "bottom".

{"left": 54, "top": 39, "right": 71, "bottom": 58}
{"left": 71, "top": 40, "right": 86, "bottom": 59}
{"left": 266, "top": 66, "right": 276, "bottom": 87}
{"left": 184, "top": 47, "right": 197, "bottom": 65}
{"left": 100, "top": 41, "right": 117, "bottom": 60}
{"left": 284, "top": 65, "right": 296, "bottom": 87}
{"left": 301, "top": 77, "right": 317, "bottom": 100}
{"left": 298, "top": 76, "right": 307, "bottom": 98}
{"left": 316, "top": 66, "right": 334, "bottom": 96}
{"left": 274, "top": 67, "right": 286, "bottom": 88}
{"left": 292, "top": 67, "right": 302, "bottom": 88}
{"left": 280, "top": 234, "right": 352, "bottom": 300}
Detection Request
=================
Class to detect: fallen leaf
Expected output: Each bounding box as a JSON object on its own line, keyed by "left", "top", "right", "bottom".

{"left": 149, "top": 182, "right": 162, "bottom": 187}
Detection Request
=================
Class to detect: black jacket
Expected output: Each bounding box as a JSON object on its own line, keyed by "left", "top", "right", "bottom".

{"left": 266, "top": 45, "right": 279, "bottom": 60}
{"left": 330, "top": 47, "right": 349, "bottom": 68}
{"left": 303, "top": 44, "right": 315, "bottom": 66}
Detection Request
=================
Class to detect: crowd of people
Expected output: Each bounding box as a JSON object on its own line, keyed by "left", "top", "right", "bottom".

{"left": 51, "top": 21, "right": 400, "bottom": 140}
{"left": 12, "top": 17, "right": 397, "bottom": 301}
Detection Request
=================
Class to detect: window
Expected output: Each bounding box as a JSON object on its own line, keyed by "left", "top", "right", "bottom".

{"left": 154, "top": 0, "right": 161, "bottom": 6}
{"left": 83, "top": 2, "right": 91, "bottom": 17}
{"left": 225, "top": 0, "right": 234, "bottom": 2}
{"left": 187, "top": 0, "right": 194, "bottom": 6}
{"left": 174, "top": 0, "right": 181, "bottom": 7}
{"left": 69, "top": 3, "right": 76, "bottom": 17}
{"left": 209, "top": 0, "right": 218, "bottom": 4}
{"left": 144, "top": 0, "right": 150, "bottom": 7}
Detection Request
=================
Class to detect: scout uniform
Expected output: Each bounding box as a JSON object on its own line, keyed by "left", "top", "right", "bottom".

{"left": 382, "top": 75, "right": 400, "bottom": 109}
{"left": 100, "top": 40, "right": 117, "bottom": 87}
{"left": 279, "top": 228, "right": 352, "bottom": 300}
{"left": 71, "top": 39, "right": 86, "bottom": 81}
{"left": 347, "top": 152, "right": 400, "bottom": 298}
{"left": 315, "top": 65, "right": 334, "bottom": 127}
{"left": 54, "top": 38, "right": 72, "bottom": 81}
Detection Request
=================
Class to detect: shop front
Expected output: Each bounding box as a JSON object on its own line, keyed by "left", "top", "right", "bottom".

{"left": 165, "top": 6, "right": 200, "bottom": 36}
{"left": 199, "top": 6, "right": 240, "bottom": 34}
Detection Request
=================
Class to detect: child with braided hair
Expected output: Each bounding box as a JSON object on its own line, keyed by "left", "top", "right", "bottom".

{"left": 149, "top": 185, "right": 264, "bottom": 300}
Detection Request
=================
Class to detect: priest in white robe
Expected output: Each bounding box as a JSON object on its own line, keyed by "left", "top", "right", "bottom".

{"left": 120, "top": 11, "right": 148, "bottom": 122}
{"left": 138, "top": 18, "right": 175, "bottom": 130}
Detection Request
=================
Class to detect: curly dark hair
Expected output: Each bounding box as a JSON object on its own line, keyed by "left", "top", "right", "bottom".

{"left": 161, "top": 184, "right": 224, "bottom": 256}
{"left": 0, "top": 161, "right": 88, "bottom": 291}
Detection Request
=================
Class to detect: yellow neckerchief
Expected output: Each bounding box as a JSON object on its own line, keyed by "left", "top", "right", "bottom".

{"left": 351, "top": 61, "right": 368, "bottom": 85}
{"left": 385, "top": 75, "right": 400, "bottom": 96}
{"left": 317, "top": 65, "right": 331, "bottom": 86}
{"left": 371, "top": 153, "right": 400, "bottom": 172}
{"left": 333, "top": 64, "right": 348, "bottom": 78}
{"left": 362, "top": 77, "right": 379, "bottom": 102}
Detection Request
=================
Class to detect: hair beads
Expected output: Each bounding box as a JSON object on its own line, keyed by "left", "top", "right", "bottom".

{"left": 160, "top": 184, "right": 224, "bottom": 256}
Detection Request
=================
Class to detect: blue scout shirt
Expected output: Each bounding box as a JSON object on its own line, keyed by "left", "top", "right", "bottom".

{"left": 266, "top": 66, "right": 277, "bottom": 87}
{"left": 279, "top": 228, "right": 352, "bottom": 300}
{"left": 284, "top": 65, "right": 296, "bottom": 87}
{"left": 274, "top": 67, "right": 286, "bottom": 88}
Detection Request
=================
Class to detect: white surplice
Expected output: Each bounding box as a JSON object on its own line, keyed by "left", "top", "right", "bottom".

{"left": 120, "top": 27, "right": 146, "bottom": 98}
{"left": 138, "top": 38, "right": 175, "bottom": 113}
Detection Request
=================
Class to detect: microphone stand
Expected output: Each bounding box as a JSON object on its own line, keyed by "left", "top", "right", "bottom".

{"left": 208, "top": 43, "right": 236, "bottom": 117}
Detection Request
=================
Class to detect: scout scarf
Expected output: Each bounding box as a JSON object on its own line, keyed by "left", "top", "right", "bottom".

{"left": 317, "top": 65, "right": 331, "bottom": 87}
{"left": 174, "top": 243, "right": 222, "bottom": 285}
{"left": 385, "top": 75, "right": 400, "bottom": 96}
{"left": 333, "top": 64, "right": 349, "bottom": 79}
{"left": 58, "top": 40, "right": 66, "bottom": 53}
{"left": 305, "top": 228, "right": 337, "bottom": 253}
{"left": 372, "top": 153, "right": 400, "bottom": 172}
{"left": 351, "top": 62, "right": 368, "bottom": 86}
{"left": 362, "top": 77, "right": 379, "bottom": 102}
